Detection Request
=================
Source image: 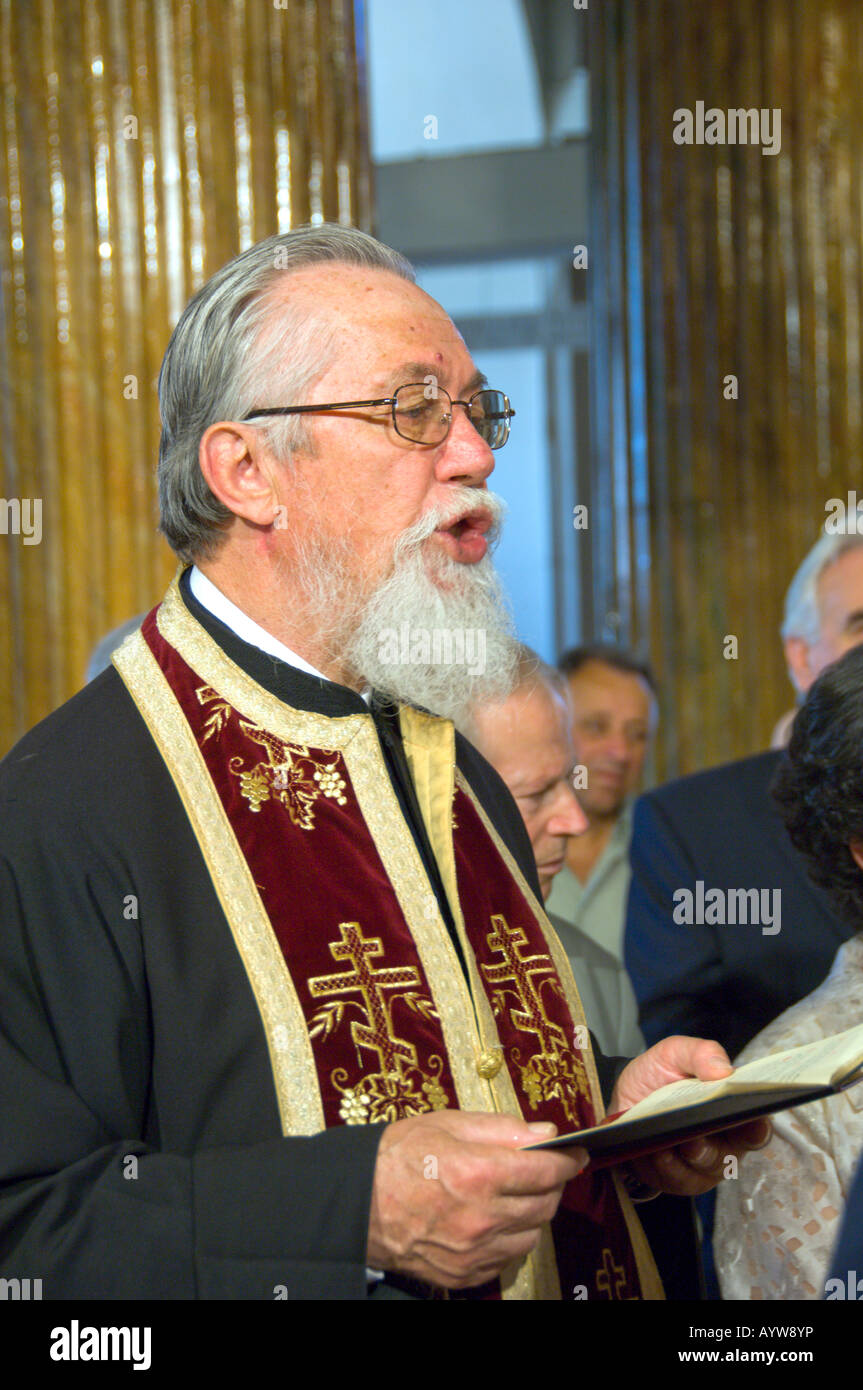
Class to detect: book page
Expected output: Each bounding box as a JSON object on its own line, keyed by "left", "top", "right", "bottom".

{"left": 601, "top": 1074, "right": 739, "bottom": 1127}
{"left": 601, "top": 1021, "right": 863, "bottom": 1129}
{"left": 729, "top": 1022, "right": 863, "bottom": 1089}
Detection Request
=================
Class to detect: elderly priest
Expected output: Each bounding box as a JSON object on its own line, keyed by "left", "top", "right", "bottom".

{"left": 0, "top": 227, "right": 767, "bottom": 1300}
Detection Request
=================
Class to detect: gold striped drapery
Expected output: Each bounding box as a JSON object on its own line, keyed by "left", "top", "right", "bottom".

{"left": 0, "top": 0, "right": 371, "bottom": 755}
{"left": 588, "top": 0, "right": 863, "bottom": 778}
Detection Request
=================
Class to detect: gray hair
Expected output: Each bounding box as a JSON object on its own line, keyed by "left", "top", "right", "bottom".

{"left": 781, "top": 530, "right": 863, "bottom": 643}
{"left": 512, "top": 643, "right": 570, "bottom": 700}
{"left": 460, "top": 643, "right": 567, "bottom": 745}
{"left": 157, "top": 225, "right": 415, "bottom": 563}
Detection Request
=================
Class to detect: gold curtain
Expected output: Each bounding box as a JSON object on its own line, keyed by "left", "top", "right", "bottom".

{"left": 0, "top": 0, "right": 371, "bottom": 755}
{"left": 588, "top": 0, "right": 863, "bottom": 778}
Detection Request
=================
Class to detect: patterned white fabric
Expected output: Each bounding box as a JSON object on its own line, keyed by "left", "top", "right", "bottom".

{"left": 714, "top": 933, "right": 863, "bottom": 1300}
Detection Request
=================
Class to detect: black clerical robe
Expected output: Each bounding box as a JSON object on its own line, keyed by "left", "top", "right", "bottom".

{"left": 0, "top": 570, "right": 651, "bottom": 1300}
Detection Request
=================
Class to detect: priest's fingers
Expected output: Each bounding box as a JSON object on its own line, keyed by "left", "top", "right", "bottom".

{"left": 676, "top": 1116, "right": 772, "bottom": 1169}
{"left": 406, "top": 1225, "right": 556, "bottom": 1290}
{"left": 388, "top": 1174, "right": 576, "bottom": 1290}
{"left": 405, "top": 1109, "right": 587, "bottom": 1191}
{"left": 629, "top": 1117, "right": 774, "bottom": 1196}
{"left": 610, "top": 1035, "right": 733, "bottom": 1113}
{"left": 418, "top": 1108, "right": 561, "bottom": 1150}
{"left": 366, "top": 1110, "right": 586, "bottom": 1288}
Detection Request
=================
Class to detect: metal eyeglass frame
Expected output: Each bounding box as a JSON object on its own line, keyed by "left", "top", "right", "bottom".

{"left": 241, "top": 384, "right": 516, "bottom": 449}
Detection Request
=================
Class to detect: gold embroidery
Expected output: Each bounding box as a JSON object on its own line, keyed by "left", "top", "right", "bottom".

{"left": 197, "top": 685, "right": 348, "bottom": 826}
{"left": 481, "top": 913, "right": 589, "bottom": 1124}
{"left": 112, "top": 634, "right": 326, "bottom": 1138}
{"left": 308, "top": 922, "right": 449, "bottom": 1124}
{"left": 199, "top": 688, "right": 233, "bottom": 741}
{"left": 597, "top": 1247, "right": 628, "bottom": 1299}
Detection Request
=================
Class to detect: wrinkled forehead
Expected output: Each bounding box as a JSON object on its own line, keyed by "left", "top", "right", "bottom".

{"left": 270, "top": 263, "right": 473, "bottom": 388}
{"left": 511, "top": 685, "right": 577, "bottom": 778}
{"left": 492, "top": 681, "right": 573, "bottom": 754}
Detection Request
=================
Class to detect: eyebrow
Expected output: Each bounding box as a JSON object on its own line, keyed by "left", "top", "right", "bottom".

{"left": 844, "top": 609, "right": 863, "bottom": 630}
{"left": 381, "top": 362, "right": 488, "bottom": 396}
{"left": 515, "top": 762, "right": 578, "bottom": 798}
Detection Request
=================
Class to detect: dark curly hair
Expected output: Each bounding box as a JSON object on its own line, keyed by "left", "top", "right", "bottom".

{"left": 772, "top": 643, "right": 863, "bottom": 925}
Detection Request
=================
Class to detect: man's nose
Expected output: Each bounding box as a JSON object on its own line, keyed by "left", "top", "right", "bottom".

{"left": 434, "top": 404, "right": 495, "bottom": 487}
{"left": 547, "top": 787, "right": 588, "bottom": 836}
{"left": 600, "top": 731, "right": 630, "bottom": 764}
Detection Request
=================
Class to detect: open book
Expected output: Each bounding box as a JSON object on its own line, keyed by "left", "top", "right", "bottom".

{"left": 530, "top": 1021, "right": 863, "bottom": 1170}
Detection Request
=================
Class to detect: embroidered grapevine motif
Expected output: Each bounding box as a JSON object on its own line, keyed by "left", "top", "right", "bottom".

{"left": 481, "top": 913, "right": 589, "bottom": 1124}
{"left": 308, "top": 921, "right": 449, "bottom": 1124}
{"left": 196, "top": 685, "right": 348, "bottom": 828}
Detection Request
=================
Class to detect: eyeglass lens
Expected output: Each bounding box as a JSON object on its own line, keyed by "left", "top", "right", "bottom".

{"left": 392, "top": 385, "right": 511, "bottom": 449}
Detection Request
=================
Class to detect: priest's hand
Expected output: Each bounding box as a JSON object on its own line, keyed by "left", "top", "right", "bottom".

{"left": 366, "top": 1110, "right": 586, "bottom": 1289}
{"left": 609, "top": 1035, "right": 772, "bottom": 1198}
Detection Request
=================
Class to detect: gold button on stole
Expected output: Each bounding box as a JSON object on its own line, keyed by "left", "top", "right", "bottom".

{"left": 476, "top": 1048, "right": 504, "bottom": 1079}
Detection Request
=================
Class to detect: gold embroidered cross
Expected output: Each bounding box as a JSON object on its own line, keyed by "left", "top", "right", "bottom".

{"left": 482, "top": 914, "right": 569, "bottom": 1058}
{"left": 596, "top": 1247, "right": 627, "bottom": 1299}
{"left": 309, "top": 922, "right": 421, "bottom": 1073}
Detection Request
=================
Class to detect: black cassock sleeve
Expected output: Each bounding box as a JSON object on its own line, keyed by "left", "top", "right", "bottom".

{"left": 0, "top": 853, "right": 384, "bottom": 1300}
{"left": 0, "top": 677, "right": 384, "bottom": 1300}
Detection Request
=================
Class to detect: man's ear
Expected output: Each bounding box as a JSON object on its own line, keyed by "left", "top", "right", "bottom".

{"left": 784, "top": 636, "right": 814, "bottom": 695}
{"left": 199, "top": 421, "right": 283, "bottom": 526}
{"left": 849, "top": 840, "right": 863, "bottom": 875}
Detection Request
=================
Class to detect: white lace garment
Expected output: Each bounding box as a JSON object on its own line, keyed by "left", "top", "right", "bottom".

{"left": 714, "top": 932, "right": 863, "bottom": 1300}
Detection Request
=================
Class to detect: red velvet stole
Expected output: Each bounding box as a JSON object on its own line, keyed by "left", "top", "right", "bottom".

{"left": 140, "top": 608, "right": 645, "bottom": 1300}
{"left": 451, "top": 785, "right": 644, "bottom": 1300}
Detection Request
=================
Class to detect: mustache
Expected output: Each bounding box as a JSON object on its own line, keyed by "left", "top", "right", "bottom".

{"left": 391, "top": 486, "right": 506, "bottom": 559}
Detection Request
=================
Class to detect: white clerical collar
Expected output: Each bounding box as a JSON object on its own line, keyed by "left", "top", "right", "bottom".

{"left": 189, "top": 566, "right": 371, "bottom": 704}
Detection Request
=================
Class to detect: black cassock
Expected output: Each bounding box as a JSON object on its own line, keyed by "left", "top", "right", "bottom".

{"left": 0, "top": 573, "right": 637, "bottom": 1300}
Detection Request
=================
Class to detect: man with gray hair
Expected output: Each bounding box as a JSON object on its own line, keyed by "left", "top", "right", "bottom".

{"left": 463, "top": 645, "right": 643, "bottom": 1059}
{"left": 771, "top": 531, "right": 863, "bottom": 746}
{"left": 0, "top": 225, "right": 767, "bottom": 1302}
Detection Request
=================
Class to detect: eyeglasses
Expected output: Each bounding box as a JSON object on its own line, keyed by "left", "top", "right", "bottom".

{"left": 242, "top": 383, "right": 515, "bottom": 449}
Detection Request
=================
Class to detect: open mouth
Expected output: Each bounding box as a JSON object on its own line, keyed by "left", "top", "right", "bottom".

{"left": 435, "top": 508, "right": 493, "bottom": 562}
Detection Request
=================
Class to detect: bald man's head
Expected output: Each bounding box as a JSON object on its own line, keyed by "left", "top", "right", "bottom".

{"left": 467, "top": 651, "right": 587, "bottom": 900}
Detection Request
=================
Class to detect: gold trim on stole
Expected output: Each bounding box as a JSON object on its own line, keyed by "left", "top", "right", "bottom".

{"left": 453, "top": 767, "right": 665, "bottom": 1301}
{"left": 112, "top": 627, "right": 325, "bottom": 1138}
{"left": 399, "top": 706, "right": 558, "bottom": 1301}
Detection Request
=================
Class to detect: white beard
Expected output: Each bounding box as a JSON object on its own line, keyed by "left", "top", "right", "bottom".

{"left": 289, "top": 486, "right": 520, "bottom": 727}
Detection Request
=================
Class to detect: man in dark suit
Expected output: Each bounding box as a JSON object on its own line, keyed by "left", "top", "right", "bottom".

{"left": 624, "top": 748, "right": 855, "bottom": 1060}
{"left": 626, "top": 529, "right": 863, "bottom": 1060}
